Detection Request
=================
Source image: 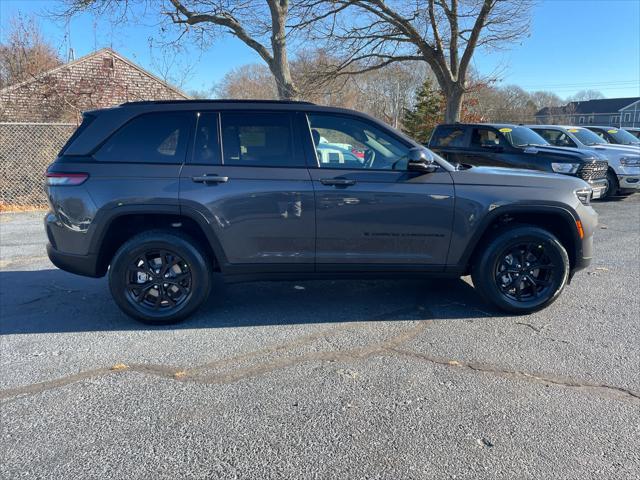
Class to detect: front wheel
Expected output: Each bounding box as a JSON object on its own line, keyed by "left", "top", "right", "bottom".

{"left": 601, "top": 170, "right": 619, "bottom": 199}
{"left": 471, "top": 226, "right": 570, "bottom": 314}
{"left": 109, "top": 230, "right": 211, "bottom": 324}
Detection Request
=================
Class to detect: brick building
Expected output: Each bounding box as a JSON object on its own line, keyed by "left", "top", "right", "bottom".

{"left": 0, "top": 48, "right": 189, "bottom": 123}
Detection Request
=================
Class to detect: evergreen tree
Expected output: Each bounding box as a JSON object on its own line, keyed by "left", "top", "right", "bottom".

{"left": 402, "top": 79, "right": 444, "bottom": 143}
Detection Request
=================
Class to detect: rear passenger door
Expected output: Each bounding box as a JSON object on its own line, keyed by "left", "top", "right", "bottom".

{"left": 179, "top": 111, "right": 316, "bottom": 271}
{"left": 89, "top": 112, "right": 193, "bottom": 209}
{"left": 466, "top": 127, "right": 510, "bottom": 167}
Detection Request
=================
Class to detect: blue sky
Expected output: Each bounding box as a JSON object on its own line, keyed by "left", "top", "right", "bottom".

{"left": 1, "top": 0, "right": 639, "bottom": 99}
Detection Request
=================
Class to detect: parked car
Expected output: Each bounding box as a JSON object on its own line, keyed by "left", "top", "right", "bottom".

{"left": 529, "top": 125, "right": 640, "bottom": 198}
{"left": 586, "top": 126, "right": 640, "bottom": 146}
{"left": 624, "top": 127, "right": 640, "bottom": 139}
{"left": 427, "top": 123, "right": 609, "bottom": 199}
{"left": 46, "top": 101, "right": 598, "bottom": 324}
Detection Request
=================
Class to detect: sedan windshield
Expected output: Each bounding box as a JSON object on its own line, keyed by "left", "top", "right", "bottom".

{"left": 606, "top": 128, "right": 640, "bottom": 145}
{"left": 570, "top": 128, "right": 607, "bottom": 146}
{"left": 501, "top": 127, "right": 549, "bottom": 147}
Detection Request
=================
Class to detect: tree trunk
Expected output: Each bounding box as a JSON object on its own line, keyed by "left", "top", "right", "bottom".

{"left": 444, "top": 84, "right": 464, "bottom": 123}
{"left": 268, "top": 0, "right": 298, "bottom": 100}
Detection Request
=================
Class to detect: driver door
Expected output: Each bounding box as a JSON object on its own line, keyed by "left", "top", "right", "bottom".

{"left": 305, "top": 112, "right": 454, "bottom": 269}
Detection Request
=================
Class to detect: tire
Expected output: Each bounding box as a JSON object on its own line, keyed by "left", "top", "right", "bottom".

{"left": 602, "top": 170, "right": 619, "bottom": 199}
{"left": 471, "top": 226, "right": 570, "bottom": 314}
{"left": 109, "top": 230, "right": 211, "bottom": 324}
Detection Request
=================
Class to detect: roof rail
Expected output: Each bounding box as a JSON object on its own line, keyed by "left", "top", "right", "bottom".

{"left": 120, "top": 99, "right": 316, "bottom": 106}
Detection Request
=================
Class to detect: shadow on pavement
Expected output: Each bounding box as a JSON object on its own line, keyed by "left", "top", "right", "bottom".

{"left": 0, "top": 268, "right": 495, "bottom": 335}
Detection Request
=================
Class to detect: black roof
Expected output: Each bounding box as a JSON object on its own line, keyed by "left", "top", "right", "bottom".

{"left": 121, "top": 99, "right": 315, "bottom": 106}
{"left": 536, "top": 97, "right": 640, "bottom": 117}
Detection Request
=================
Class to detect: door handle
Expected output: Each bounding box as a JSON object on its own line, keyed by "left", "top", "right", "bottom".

{"left": 192, "top": 174, "right": 229, "bottom": 184}
{"left": 320, "top": 178, "right": 357, "bottom": 186}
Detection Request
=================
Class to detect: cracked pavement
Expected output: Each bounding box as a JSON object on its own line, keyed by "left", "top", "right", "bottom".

{"left": 1, "top": 195, "right": 639, "bottom": 479}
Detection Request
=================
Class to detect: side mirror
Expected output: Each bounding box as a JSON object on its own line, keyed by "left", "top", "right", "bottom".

{"left": 408, "top": 147, "right": 438, "bottom": 173}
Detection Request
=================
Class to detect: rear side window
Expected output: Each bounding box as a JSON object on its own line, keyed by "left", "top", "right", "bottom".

{"left": 94, "top": 112, "right": 193, "bottom": 163}
{"left": 220, "top": 112, "right": 301, "bottom": 167}
{"left": 431, "top": 126, "right": 465, "bottom": 147}
{"left": 58, "top": 113, "right": 95, "bottom": 155}
{"left": 470, "top": 128, "right": 507, "bottom": 147}
{"left": 534, "top": 129, "right": 576, "bottom": 147}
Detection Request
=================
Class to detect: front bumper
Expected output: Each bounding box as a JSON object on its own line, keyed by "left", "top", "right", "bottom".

{"left": 618, "top": 174, "right": 640, "bottom": 191}
{"left": 588, "top": 179, "right": 608, "bottom": 199}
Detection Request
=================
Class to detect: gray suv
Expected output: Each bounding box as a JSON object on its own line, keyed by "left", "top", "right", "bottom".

{"left": 46, "top": 100, "right": 598, "bottom": 324}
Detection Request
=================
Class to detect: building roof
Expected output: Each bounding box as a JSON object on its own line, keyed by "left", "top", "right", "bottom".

{"left": 0, "top": 47, "right": 190, "bottom": 99}
{"left": 536, "top": 97, "right": 640, "bottom": 117}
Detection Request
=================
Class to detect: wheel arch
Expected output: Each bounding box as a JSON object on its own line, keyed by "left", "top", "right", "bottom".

{"left": 460, "top": 205, "right": 582, "bottom": 275}
{"left": 89, "top": 205, "right": 227, "bottom": 276}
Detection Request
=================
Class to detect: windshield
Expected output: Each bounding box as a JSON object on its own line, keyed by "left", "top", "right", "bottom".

{"left": 606, "top": 128, "right": 640, "bottom": 145}
{"left": 569, "top": 128, "right": 607, "bottom": 146}
{"left": 501, "top": 126, "right": 549, "bottom": 147}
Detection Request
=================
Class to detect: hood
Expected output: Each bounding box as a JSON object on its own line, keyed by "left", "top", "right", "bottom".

{"left": 523, "top": 144, "right": 599, "bottom": 161}
{"left": 451, "top": 166, "right": 588, "bottom": 189}
{"left": 592, "top": 144, "right": 640, "bottom": 154}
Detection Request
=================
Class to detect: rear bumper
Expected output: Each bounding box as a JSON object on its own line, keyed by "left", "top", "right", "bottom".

{"left": 46, "top": 243, "right": 102, "bottom": 278}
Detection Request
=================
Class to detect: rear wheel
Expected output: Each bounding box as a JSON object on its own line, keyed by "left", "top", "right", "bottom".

{"left": 471, "top": 226, "right": 569, "bottom": 314}
{"left": 109, "top": 231, "right": 211, "bottom": 324}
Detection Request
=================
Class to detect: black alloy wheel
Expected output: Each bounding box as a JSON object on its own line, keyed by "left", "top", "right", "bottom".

{"left": 109, "top": 231, "right": 211, "bottom": 324}
{"left": 472, "top": 226, "right": 570, "bottom": 314}
{"left": 494, "top": 242, "right": 556, "bottom": 302}
{"left": 125, "top": 250, "right": 192, "bottom": 311}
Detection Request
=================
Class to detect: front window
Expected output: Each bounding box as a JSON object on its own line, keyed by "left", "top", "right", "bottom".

{"left": 604, "top": 128, "right": 640, "bottom": 145}
{"left": 307, "top": 113, "right": 411, "bottom": 170}
{"left": 499, "top": 126, "right": 549, "bottom": 147}
{"left": 568, "top": 128, "right": 607, "bottom": 146}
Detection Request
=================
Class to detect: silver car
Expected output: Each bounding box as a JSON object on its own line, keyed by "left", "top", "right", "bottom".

{"left": 529, "top": 125, "right": 640, "bottom": 198}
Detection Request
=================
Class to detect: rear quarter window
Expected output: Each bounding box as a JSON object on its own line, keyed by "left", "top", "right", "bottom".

{"left": 431, "top": 126, "right": 466, "bottom": 147}
{"left": 93, "top": 112, "right": 194, "bottom": 164}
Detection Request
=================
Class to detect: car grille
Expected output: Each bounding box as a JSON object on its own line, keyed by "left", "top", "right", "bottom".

{"left": 577, "top": 161, "right": 608, "bottom": 181}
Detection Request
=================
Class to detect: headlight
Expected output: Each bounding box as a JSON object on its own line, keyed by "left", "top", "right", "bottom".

{"left": 574, "top": 187, "right": 592, "bottom": 206}
{"left": 620, "top": 156, "right": 640, "bottom": 166}
{"left": 551, "top": 163, "right": 580, "bottom": 174}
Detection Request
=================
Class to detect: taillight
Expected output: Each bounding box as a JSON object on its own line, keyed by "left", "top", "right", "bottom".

{"left": 46, "top": 172, "right": 89, "bottom": 186}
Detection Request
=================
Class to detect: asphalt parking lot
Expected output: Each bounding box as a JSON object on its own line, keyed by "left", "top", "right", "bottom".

{"left": 1, "top": 195, "right": 639, "bottom": 479}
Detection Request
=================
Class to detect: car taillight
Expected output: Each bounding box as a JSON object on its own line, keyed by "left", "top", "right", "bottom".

{"left": 46, "top": 172, "right": 89, "bottom": 186}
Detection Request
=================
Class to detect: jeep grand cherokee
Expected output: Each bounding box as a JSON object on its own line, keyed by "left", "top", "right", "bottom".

{"left": 45, "top": 100, "right": 598, "bottom": 324}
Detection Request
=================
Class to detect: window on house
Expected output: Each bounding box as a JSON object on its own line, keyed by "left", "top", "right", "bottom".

{"left": 610, "top": 115, "right": 620, "bottom": 124}
{"left": 588, "top": 116, "right": 594, "bottom": 124}
{"left": 579, "top": 117, "right": 585, "bottom": 124}
{"left": 102, "top": 57, "right": 114, "bottom": 69}
{"left": 624, "top": 113, "right": 631, "bottom": 123}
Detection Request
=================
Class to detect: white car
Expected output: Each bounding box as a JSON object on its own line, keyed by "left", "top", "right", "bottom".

{"left": 529, "top": 125, "right": 640, "bottom": 198}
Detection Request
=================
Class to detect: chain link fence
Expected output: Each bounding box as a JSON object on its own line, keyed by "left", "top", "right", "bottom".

{"left": 0, "top": 122, "right": 76, "bottom": 210}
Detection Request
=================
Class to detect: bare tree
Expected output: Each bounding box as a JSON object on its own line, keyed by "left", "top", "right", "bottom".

{"left": 297, "top": 0, "right": 534, "bottom": 122}
{"left": 568, "top": 89, "right": 605, "bottom": 102}
{"left": 0, "top": 16, "right": 62, "bottom": 89}
{"left": 63, "top": 0, "right": 299, "bottom": 100}
{"left": 216, "top": 63, "right": 278, "bottom": 99}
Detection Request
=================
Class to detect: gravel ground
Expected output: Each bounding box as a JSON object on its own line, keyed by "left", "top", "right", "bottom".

{"left": 1, "top": 195, "right": 639, "bottom": 479}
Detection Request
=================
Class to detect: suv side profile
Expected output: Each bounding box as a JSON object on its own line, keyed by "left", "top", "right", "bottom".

{"left": 46, "top": 101, "right": 598, "bottom": 324}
